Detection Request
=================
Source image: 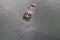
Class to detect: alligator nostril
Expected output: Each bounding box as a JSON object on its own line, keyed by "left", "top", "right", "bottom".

{"left": 31, "top": 5, "right": 35, "bottom": 7}
{"left": 23, "top": 4, "right": 36, "bottom": 22}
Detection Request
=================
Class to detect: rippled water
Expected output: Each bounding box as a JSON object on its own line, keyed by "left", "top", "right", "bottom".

{"left": 0, "top": 0, "right": 60, "bottom": 40}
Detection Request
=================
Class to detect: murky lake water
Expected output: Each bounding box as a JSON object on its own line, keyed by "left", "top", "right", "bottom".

{"left": 0, "top": 0, "right": 60, "bottom": 40}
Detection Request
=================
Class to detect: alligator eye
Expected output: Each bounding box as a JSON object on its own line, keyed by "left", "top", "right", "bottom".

{"left": 28, "top": 14, "right": 31, "bottom": 18}
{"left": 23, "top": 13, "right": 31, "bottom": 19}
{"left": 25, "top": 14, "right": 31, "bottom": 19}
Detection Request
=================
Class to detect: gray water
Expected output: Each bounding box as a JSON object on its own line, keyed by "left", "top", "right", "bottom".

{"left": 0, "top": 0, "right": 60, "bottom": 40}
